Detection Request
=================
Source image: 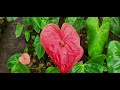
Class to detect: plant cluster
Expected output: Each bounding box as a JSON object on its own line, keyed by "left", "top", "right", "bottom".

{"left": 4, "top": 17, "right": 120, "bottom": 73}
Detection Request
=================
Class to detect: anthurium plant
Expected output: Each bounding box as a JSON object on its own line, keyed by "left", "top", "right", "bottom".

{"left": 5, "top": 17, "right": 120, "bottom": 73}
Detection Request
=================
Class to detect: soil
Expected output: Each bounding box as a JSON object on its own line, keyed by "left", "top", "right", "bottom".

{"left": 0, "top": 17, "right": 120, "bottom": 73}
{"left": 0, "top": 17, "right": 26, "bottom": 73}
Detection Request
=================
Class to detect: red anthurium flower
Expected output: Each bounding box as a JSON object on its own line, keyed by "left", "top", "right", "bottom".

{"left": 40, "top": 23, "right": 84, "bottom": 73}
{"left": 19, "top": 53, "right": 30, "bottom": 65}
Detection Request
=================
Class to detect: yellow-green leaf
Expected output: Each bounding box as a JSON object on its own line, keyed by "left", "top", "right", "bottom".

{"left": 86, "top": 17, "right": 110, "bottom": 57}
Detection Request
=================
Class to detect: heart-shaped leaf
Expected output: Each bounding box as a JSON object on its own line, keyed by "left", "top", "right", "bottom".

{"left": 11, "top": 61, "right": 30, "bottom": 73}
{"left": 34, "top": 35, "right": 45, "bottom": 59}
{"left": 86, "top": 17, "right": 110, "bottom": 57}
{"left": 110, "top": 17, "right": 120, "bottom": 37}
{"left": 106, "top": 41, "right": 120, "bottom": 73}
{"left": 40, "top": 23, "right": 84, "bottom": 73}
{"left": 45, "top": 67, "right": 60, "bottom": 73}
{"left": 7, "top": 53, "right": 22, "bottom": 69}
{"left": 65, "top": 17, "right": 85, "bottom": 33}
{"left": 71, "top": 54, "right": 106, "bottom": 73}
{"left": 15, "top": 23, "right": 24, "bottom": 38}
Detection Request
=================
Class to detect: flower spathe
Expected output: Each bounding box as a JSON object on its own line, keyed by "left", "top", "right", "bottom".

{"left": 40, "top": 23, "right": 84, "bottom": 73}
{"left": 19, "top": 53, "right": 30, "bottom": 65}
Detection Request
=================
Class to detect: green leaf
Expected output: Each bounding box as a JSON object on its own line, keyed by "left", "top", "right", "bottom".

{"left": 103, "top": 63, "right": 108, "bottom": 72}
{"left": 13, "top": 17, "right": 18, "bottom": 21}
{"left": 71, "top": 54, "right": 106, "bottom": 73}
{"left": 7, "top": 53, "right": 30, "bottom": 73}
{"left": 24, "top": 46, "right": 29, "bottom": 53}
{"left": 73, "top": 17, "right": 85, "bottom": 33}
{"left": 45, "top": 67, "right": 60, "bottom": 73}
{"left": 31, "top": 35, "right": 35, "bottom": 41}
{"left": 6, "top": 17, "right": 17, "bottom": 22}
{"left": 65, "top": 17, "right": 76, "bottom": 25}
{"left": 6, "top": 17, "right": 14, "bottom": 22}
{"left": 25, "top": 30, "right": 30, "bottom": 42}
{"left": 110, "top": 17, "right": 120, "bottom": 37}
{"left": 106, "top": 41, "right": 120, "bottom": 73}
{"left": 53, "top": 17, "right": 59, "bottom": 24}
{"left": 65, "top": 17, "right": 85, "bottom": 33}
{"left": 31, "top": 17, "right": 42, "bottom": 33}
{"left": 47, "top": 17, "right": 59, "bottom": 24}
{"left": 40, "top": 18, "right": 47, "bottom": 29}
{"left": 30, "top": 17, "right": 59, "bottom": 33}
{"left": 34, "top": 35, "right": 45, "bottom": 59}
{"left": 86, "top": 17, "right": 111, "bottom": 57}
{"left": 7, "top": 53, "right": 22, "bottom": 69}
{"left": 15, "top": 23, "right": 24, "bottom": 38}
{"left": 70, "top": 63, "right": 85, "bottom": 73}
{"left": 11, "top": 61, "right": 30, "bottom": 73}
{"left": 23, "top": 17, "right": 31, "bottom": 26}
